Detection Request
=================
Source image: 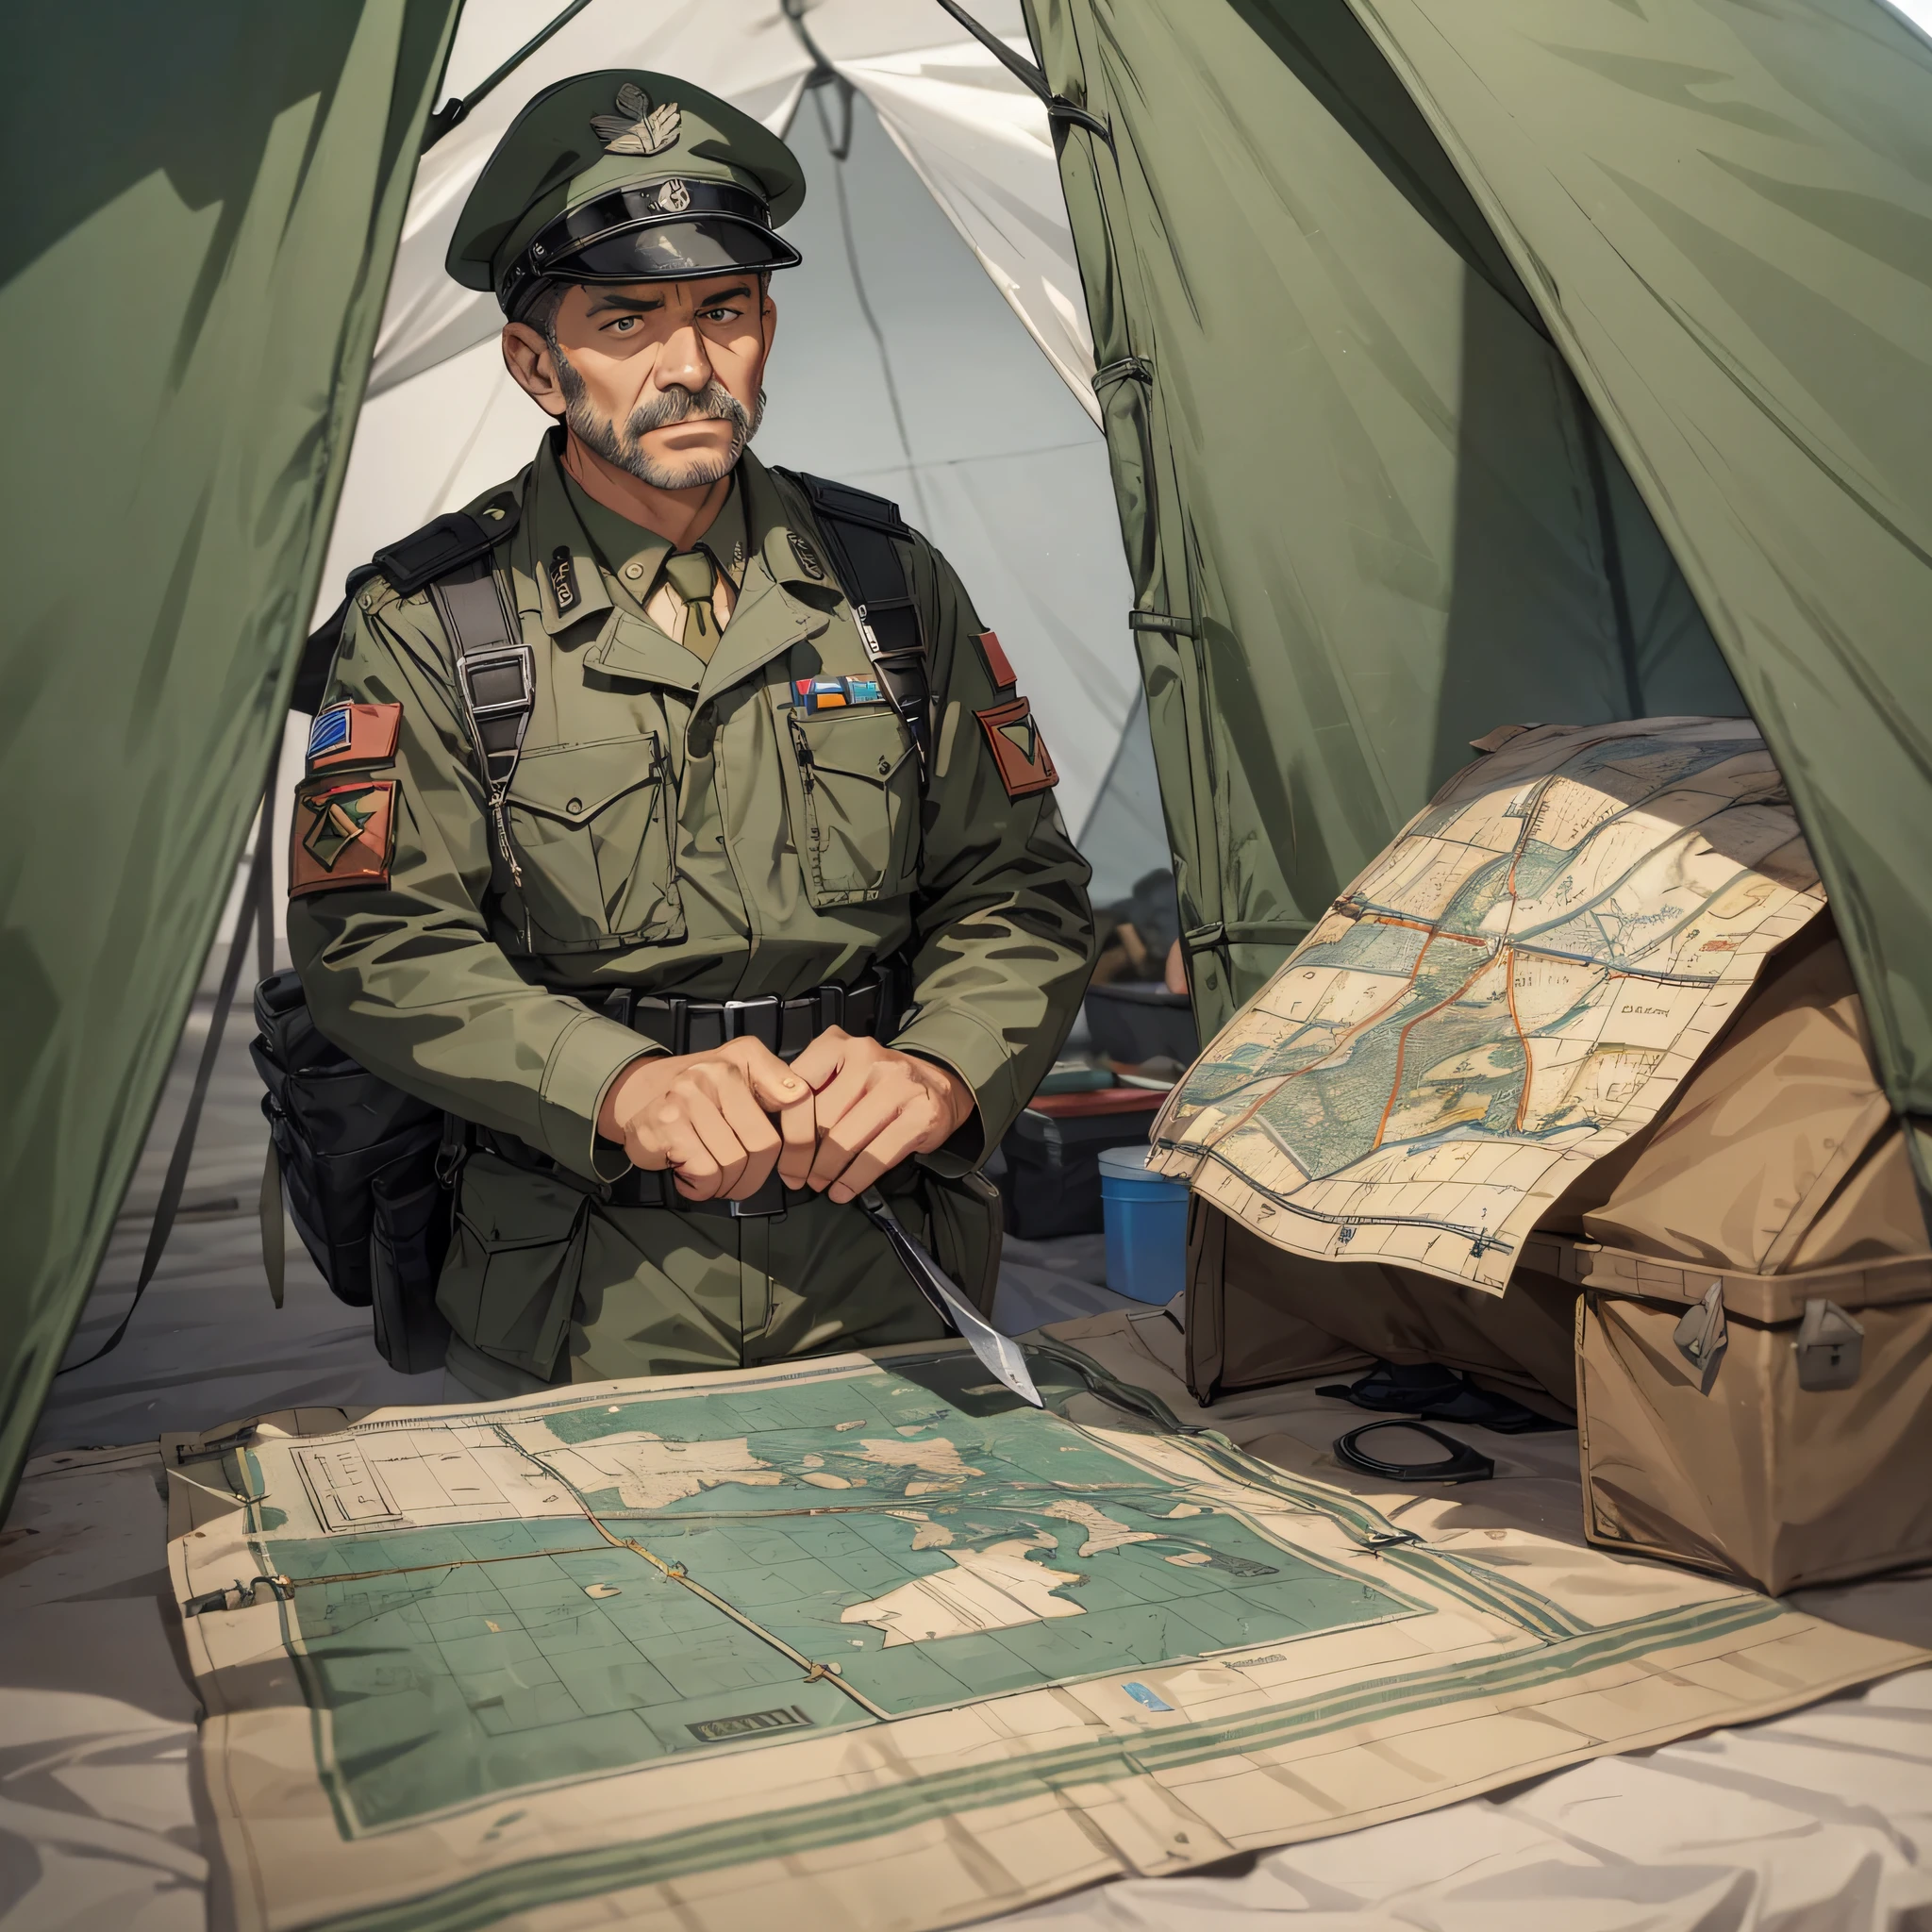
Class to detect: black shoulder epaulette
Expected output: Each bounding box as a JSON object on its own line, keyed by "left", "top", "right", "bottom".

{"left": 372, "top": 498, "right": 521, "bottom": 595}
{"left": 290, "top": 498, "right": 521, "bottom": 716}
{"left": 774, "top": 468, "right": 932, "bottom": 768}
{"left": 778, "top": 469, "right": 910, "bottom": 541}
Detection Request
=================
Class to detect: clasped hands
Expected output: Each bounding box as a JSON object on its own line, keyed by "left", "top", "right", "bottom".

{"left": 594, "top": 1027, "right": 974, "bottom": 1205}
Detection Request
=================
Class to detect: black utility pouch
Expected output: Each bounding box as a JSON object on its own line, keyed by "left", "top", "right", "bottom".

{"left": 253, "top": 968, "right": 450, "bottom": 1370}
{"left": 371, "top": 1158, "right": 455, "bottom": 1374}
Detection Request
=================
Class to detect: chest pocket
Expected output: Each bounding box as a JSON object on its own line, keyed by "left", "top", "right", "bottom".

{"left": 506, "top": 735, "right": 685, "bottom": 951}
{"left": 777, "top": 701, "right": 921, "bottom": 907}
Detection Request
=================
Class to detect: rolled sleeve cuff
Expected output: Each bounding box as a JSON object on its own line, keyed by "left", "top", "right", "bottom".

{"left": 893, "top": 1006, "right": 1020, "bottom": 1172}
{"left": 536, "top": 1008, "right": 661, "bottom": 1182}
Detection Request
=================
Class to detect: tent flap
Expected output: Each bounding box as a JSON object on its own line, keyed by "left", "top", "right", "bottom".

{"left": 1026, "top": 0, "right": 1932, "bottom": 1178}
{"left": 0, "top": 0, "right": 460, "bottom": 1510}
{"left": 1024, "top": 0, "right": 1749, "bottom": 1044}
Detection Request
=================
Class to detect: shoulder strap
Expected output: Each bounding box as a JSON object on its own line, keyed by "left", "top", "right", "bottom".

{"left": 427, "top": 554, "right": 534, "bottom": 890}
{"left": 774, "top": 468, "right": 933, "bottom": 769}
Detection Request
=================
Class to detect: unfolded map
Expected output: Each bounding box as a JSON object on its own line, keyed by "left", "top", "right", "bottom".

{"left": 168, "top": 1341, "right": 1915, "bottom": 1932}
{"left": 1150, "top": 720, "right": 1824, "bottom": 1291}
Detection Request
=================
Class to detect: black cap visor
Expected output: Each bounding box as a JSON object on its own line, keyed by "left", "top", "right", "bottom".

{"left": 502, "top": 180, "right": 802, "bottom": 314}
{"left": 566, "top": 216, "right": 801, "bottom": 284}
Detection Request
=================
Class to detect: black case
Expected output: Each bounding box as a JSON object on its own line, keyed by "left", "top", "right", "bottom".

{"left": 1000, "top": 1106, "right": 1154, "bottom": 1240}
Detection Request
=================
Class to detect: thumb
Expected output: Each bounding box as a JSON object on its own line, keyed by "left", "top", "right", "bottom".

{"left": 741, "top": 1051, "right": 812, "bottom": 1114}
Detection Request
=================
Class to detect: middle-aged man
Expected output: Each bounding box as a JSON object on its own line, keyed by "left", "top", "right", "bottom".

{"left": 288, "top": 72, "right": 1095, "bottom": 1400}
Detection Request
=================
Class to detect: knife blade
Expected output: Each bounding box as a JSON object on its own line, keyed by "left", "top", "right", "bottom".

{"left": 858, "top": 1191, "right": 1043, "bottom": 1407}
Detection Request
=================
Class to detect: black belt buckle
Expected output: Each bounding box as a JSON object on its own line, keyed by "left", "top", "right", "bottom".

{"left": 721, "top": 994, "right": 781, "bottom": 1054}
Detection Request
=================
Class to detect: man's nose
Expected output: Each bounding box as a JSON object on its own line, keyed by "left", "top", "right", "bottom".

{"left": 656, "top": 319, "right": 713, "bottom": 392}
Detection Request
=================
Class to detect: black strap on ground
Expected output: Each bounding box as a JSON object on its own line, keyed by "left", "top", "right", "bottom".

{"left": 60, "top": 782, "right": 278, "bottom": 1374}
{"left": 923, "top": 0, "right": 1111, "bottom": 140}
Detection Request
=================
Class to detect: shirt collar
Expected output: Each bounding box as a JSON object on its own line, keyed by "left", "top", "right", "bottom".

{"left": 562, "top": 466, "right": 751, "bottom": 606}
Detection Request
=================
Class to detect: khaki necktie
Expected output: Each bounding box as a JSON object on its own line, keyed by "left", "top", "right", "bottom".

{"left": 662, "top": 548, "right": 721, "bottom": 662}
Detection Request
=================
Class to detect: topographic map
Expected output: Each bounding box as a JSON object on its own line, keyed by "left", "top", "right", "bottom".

{"left": 168, "top": 1341, "right": 1913, "bottom": 1932}
{"left": 1150, "top": 720, "right": 1824, "bottom": 1291}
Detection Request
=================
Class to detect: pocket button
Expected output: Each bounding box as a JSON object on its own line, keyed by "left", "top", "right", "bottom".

{"left": 567, "top": 797, "right": 583, "bottom": 815}
{"left": 878, "top": 756, "right": 891, "bottom": 775}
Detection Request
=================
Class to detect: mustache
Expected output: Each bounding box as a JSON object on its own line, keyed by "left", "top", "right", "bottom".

{"left": 625, "top": 381, "right": 753, "bottom": 438}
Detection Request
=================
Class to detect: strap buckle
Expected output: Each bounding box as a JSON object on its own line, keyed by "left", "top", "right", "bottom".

{"left": 458, "top": 641, "right": 535, "bottom": 719}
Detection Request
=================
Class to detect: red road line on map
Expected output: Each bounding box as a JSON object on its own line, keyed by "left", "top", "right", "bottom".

{"left": 1369, "top": 948, "right": 1497, "bottom": 1152}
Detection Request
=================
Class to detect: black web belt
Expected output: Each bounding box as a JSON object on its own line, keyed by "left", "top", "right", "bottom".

{"left": 603, "top": 975, "right": 890, "bottom": 1061}
{"left": 469, "top": 974, "right": 898, "bottom": 1219}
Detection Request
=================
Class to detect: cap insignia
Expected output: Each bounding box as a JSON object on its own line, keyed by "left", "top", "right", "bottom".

{"left": 656, "top": 177, "right": 691, "bottom": 213}
{"left": 592, "top": 82, "right": 681, "bottom": 158}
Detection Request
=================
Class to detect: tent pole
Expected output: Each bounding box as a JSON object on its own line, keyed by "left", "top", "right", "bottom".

{"left": 420, "top": 0, "right": 599, "bottom": 149}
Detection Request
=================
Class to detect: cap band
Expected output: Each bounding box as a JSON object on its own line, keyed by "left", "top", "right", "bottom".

{"left": 499, "top": 180, "right": 799, "bottom": 311}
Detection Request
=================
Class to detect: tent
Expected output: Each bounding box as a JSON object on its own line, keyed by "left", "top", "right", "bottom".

{"left": 9, "top": 4, "right": 1932, "bottom": 1924}
{"left": 4, "top": 0, "right": 1930, "bottom": 1502}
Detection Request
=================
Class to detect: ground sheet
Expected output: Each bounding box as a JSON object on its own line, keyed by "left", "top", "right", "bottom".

{"left": 165, "top": 1333, "right": 1919, "bottom": 1932}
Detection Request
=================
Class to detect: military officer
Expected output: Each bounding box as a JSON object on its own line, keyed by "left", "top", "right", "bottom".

{"left": 288, "top": 72, "right": 1096, "bottom": 1400}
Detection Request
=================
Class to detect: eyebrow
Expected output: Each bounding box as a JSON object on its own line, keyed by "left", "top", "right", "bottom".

{"left": 693, "top": 282, "right": 754, "bottom": 306}
{"left": 585, "top": 291, "right": 664, "bottom": 316}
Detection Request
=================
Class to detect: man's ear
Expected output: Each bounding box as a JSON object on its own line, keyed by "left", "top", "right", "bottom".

{"left": 758, "top": 282, "right": 778, "bottom": 368}
{"left": 502, "top": 322, "right": 566, "bottom": 419}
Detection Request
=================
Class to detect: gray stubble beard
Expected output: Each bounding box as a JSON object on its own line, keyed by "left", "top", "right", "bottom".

{"left": 553, "top": 345, "right": 764, "bottom": 491}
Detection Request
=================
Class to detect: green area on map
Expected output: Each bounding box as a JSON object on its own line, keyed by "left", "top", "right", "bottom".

{"left": 265, "top": 1355, "right": 1412, "bottom": 1831}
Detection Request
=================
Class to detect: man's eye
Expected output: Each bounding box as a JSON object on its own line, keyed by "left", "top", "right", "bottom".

{"left": 699, "top": 307, "right": 738, "bottom": 322}
{"left": 607, "top": 315, "right": 638, "bottom": 333}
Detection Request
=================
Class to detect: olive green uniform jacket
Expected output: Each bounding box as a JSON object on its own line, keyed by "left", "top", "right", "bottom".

{"left": 288, "top": 434, "right": 1095, "bottom": 1395}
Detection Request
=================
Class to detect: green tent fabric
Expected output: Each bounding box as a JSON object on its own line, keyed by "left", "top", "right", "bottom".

{"left": 1024, "top": 0, "right": 1932, "bottom": 1178}
{"left": 0, "top": 0, "right": 460, "bottom": 1511}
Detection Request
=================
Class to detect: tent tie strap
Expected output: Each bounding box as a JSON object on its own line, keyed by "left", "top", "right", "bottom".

{"left": 1128, "top": 610, "right": 1196, "bottom": 637}
{"left": 924, "top": 0, "right": 1111, "bottom": 142}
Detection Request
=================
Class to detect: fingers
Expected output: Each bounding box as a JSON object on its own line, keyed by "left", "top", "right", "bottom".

{"left": 708, "top": 1072, "right": 783, "bottom": 1200}
{"left": 727, "top": 1038, "right": 816, "bottom": 1114}
{"left": 825, "top": 1098, "right": 944, "bottom": 1203}
{"left": 775, "top": 1086, "right": 817, "bottom": 1191}
{"left": 809, "top": 1076, "right": 954, "bottom": 1203}
{"left": 785, "top": 1028, "right": 850, "bottom": 1093}
{"left": 666, "top": 1088, "right": 748, "bottom": 1200}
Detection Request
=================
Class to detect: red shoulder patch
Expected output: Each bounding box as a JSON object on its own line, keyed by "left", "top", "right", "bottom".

{"left": 975, "top": 695, "right": 1058, "bottom": 798}
{"left": 290, "top": 779, "right": 397, "bottom": 897}
{"left": 307, "top": 700, "right": 402, "bottom": 772}
{"left": 974, "top": 630, "right": 1017, "bottom": 692}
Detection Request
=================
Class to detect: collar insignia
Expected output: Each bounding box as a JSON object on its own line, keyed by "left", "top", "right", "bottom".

{"left": 788, "top": 530, "right": 826, "bottom": 581}
{"left": 549, "top": 544, "right": 580, "bottom": 612}
{"left": 592, "top": 83, "right": 681, "bottom": 158}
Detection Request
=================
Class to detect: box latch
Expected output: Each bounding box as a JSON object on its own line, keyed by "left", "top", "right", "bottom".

{"left": 1795, "top": 1298, "right": 1864, "bottom": 1391}
{"left": 1674, "top": 1280, "right": 1728, "bottom": 1391}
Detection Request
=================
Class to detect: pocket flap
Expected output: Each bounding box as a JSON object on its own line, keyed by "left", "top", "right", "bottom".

{"left": 795, "top": 708, "right": 913, "bottom": 783}
{"left": 510, "top": 736, "right": 661, "bottom": 824}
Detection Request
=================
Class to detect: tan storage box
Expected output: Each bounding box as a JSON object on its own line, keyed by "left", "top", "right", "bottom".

{"left": 1576, "top": 1250, "right": 1932, "bottom": 1592}
{"left": 1574, "top": 915, "right": 1932, "bottom": 1593}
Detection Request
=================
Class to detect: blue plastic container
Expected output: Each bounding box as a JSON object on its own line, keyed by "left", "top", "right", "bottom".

{"left": 1098, "top": 1144, "right": 1189, "bottom": 1304}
